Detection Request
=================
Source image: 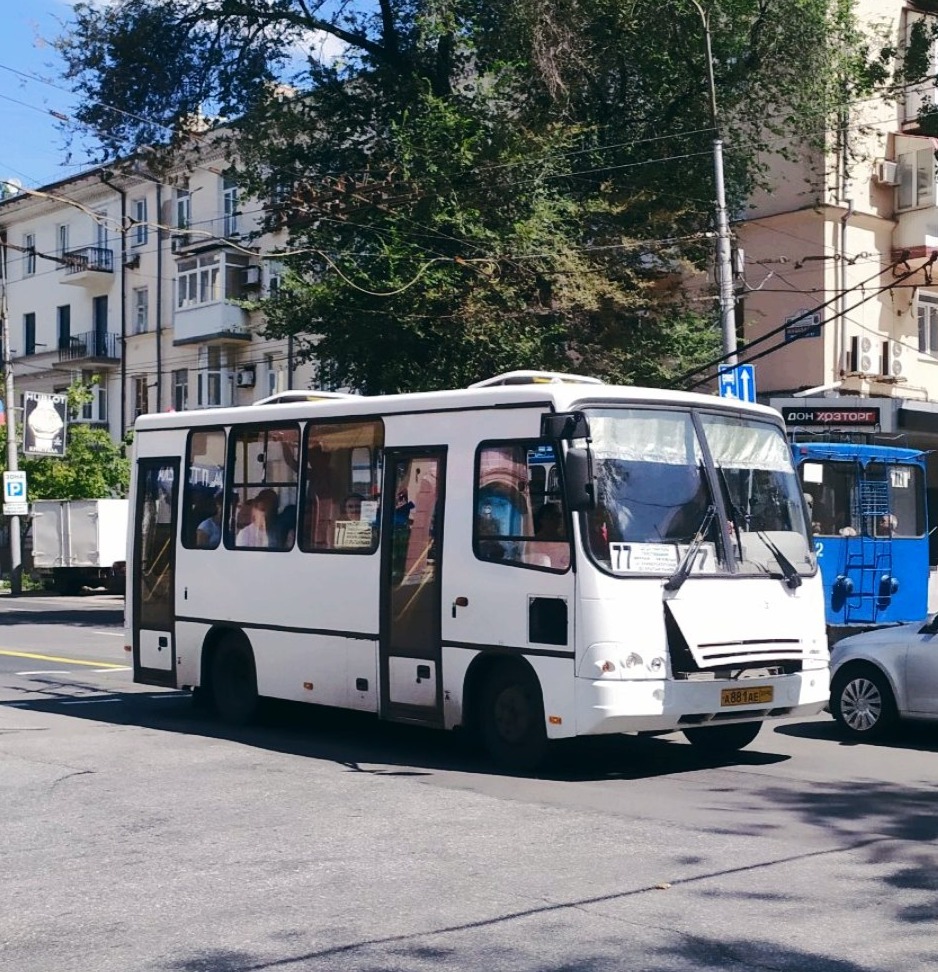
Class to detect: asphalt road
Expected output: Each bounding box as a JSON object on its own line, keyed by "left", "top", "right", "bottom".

{"left": 1, "top": 594, "right": 937, "bottom": 972}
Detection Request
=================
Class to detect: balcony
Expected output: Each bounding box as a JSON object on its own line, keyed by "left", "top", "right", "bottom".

{"left": 173, "top": 301, "right": 252, "bottom": 346}
{"left": 61, "top": 246, "right": 115, "bottom": 290}
{"left": 57, "top": 331, "right": 121, "bottom": 366}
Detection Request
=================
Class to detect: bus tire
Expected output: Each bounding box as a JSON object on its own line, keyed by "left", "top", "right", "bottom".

{"left": 683, "top": 721, "right": 762, "bottom": 755}
{"left": 830, "top": 665, "right": 897, "bottom": 740}
{"left": 479, "top": 663, "right": 548, "bottom": 773}
{"left": 211, "top": 634, "right": 258, "bottom": 726}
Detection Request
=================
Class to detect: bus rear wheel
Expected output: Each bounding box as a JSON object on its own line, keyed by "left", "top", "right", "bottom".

{"left": 211, "top": 635, "right": 258, "bottom": 726}
{"left": 683, "top": 721, "right": 762, "bottom": 756}
{"left": 479, "top": 664, "right": 548, "bottom": 773}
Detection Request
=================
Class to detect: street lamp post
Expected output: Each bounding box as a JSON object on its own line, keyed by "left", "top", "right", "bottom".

{"left": 0, "top": 235, "right": 23, "bottom": 595}
{"left": 688, "top": 0, "right": 738, "bottom": 366}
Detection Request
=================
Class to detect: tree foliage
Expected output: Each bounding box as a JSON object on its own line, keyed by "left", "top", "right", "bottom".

{"left": 0, "top": 383, "right": 130, "bottom": 500}
{"left": 58, "top": 0, "right": 889, "bottom": 392}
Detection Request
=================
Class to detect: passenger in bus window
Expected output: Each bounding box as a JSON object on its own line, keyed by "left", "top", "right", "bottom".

{"left": 877, "top": 513, "right": 898, "bottom": 537}
{"left": 237, "top": 488, "right": 281, "bottom": 547}
{"left": 196, "top": 491, "right": 223, "bottom": 548}
{"left": 343, "top": 493, "right": 365, "bottom": 519}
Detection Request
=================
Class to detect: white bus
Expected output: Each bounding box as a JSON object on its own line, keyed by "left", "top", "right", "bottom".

{"left": 127, "top": 371, "right": 829, "bottom": 769}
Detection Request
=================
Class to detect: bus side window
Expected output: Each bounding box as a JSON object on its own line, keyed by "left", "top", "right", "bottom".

{"left": 182, "top": 428, "right": 226, "bottom": 549}
{"left": 299, "top": 420, "right": 383, "bottom": 553}
{"left": 474, "top": 441, "right": 570, "bottom": 572}
{"left": 227, "top": 424, "right": 299, "bottom": 550}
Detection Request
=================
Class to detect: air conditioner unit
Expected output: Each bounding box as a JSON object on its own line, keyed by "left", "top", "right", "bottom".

{"left": 874, "top": 159, "right": 900, "bottom": 186}
{"left": 236, "top": 368, "right": 256, "bottom": 388}
{"left": 243, "top": 265, "right": 262, "bottom": 287}
{"left": 170, "top": 233, "right": 190, "bottom": 253}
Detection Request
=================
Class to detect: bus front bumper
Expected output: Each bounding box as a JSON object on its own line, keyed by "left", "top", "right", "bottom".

{"left": 574, "top": 669, "right": 830, "bottom": 736}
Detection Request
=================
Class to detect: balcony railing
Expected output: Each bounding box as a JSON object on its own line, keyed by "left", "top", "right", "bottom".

{"left": 58, "top": 331, "right": 121, "bottom": 363}
{"left": 62, "top": 246, "right": 114, "bottom": 275}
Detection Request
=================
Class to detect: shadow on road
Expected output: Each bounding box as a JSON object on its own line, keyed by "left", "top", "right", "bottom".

{"left": 776, "top": 716, "right": 938, "bottom": 753}
{"left": 0, "top": 677, "right": 790, "bottom": 783}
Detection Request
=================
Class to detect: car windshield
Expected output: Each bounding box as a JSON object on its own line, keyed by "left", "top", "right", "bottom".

{"left": 582, "top": 408, "right": 725, "bottom": 575}
{"left": 698, "top": 413, "right": 815, "bottom": 578}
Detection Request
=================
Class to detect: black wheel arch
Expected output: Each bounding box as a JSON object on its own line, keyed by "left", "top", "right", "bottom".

{"left": 461, "top": 651, "right": 543, "bottom": 734}
{"left": 199, "top": 624, "right": 253, "bottom": 697}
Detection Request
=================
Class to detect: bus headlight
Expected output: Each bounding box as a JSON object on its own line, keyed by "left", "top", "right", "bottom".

{"left": 580, "top": 644, "right": 666, "bottom": 680}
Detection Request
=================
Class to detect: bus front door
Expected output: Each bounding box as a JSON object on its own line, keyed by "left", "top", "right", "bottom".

{"left": 132, "top": 458, "right": 179, "bottom": 688}
{"left": 380, "top": 448, "right": 446, "bottom": 725}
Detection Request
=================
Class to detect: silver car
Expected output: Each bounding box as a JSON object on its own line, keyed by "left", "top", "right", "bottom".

{"left": 829, "top": 616, "right": 938, "bottom": 738}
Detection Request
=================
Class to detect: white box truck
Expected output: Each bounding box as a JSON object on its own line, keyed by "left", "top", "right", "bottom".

{"left": 31, "top": 499, "right": 129, "bottom": 595}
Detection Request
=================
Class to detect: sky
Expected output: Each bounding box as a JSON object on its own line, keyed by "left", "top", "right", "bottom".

{"left": 0, "top": 1, "right": 347, "bottom": 193}
{"left": 0, "top": 0, "right": 98, "bottom": 190}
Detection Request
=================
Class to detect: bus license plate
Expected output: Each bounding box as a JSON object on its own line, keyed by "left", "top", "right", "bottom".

{"left": 720, "top": 686, "right": 773, "bottom": 707}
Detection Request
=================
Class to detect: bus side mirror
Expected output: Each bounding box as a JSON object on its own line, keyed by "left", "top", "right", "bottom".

{"left": 564, "top": 447, "right": 595, "bottom": 512}
{"left": 541, "top": 411, "right": 590, "bottom": 441}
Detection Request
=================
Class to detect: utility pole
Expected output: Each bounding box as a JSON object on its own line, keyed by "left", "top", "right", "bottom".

{"left": 689, "top": 0, "right": 737, "bottom": 366}
{"left": 0, "top": 234, "right": 22, "bottom": 595}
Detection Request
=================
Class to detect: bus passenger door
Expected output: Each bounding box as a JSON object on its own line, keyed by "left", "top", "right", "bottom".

{"left": 380, "top": 448, "right": 446, "bottom": 725}
{"left": 132, "top": 458, "right": 179, "bottom": 687}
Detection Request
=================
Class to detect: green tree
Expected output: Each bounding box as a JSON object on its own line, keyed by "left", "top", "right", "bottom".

{"left": 0, "top": 383, "right": 130, "bottom": 500}
{"left": 57, "top": 0, "right": 890, "bottom": 392}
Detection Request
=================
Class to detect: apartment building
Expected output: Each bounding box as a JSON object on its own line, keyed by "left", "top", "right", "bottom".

{"left": 740, "top": 1, "right": 938, "bottom": 454}
{"left": 0, "top": 144, "right": 313, "bottom": 443}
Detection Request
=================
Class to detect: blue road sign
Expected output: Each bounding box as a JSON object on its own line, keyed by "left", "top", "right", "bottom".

{"left": 717, "top": 364, "right": 756, "bottom": 403}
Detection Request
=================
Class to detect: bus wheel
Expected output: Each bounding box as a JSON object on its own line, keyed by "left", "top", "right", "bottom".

{"left": 830, "top": 665, "right": 896, "bottom": 740}
{"left": 211, "top": 635, "right": 258, "bottom": 726}
{"left": 479, "top": 664, "right": 548, "bottom": 772}
{"left": 683, "top": 721, "right": 762, "bottom": 755}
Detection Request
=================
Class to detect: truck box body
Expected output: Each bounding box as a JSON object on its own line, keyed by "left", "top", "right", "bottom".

{"left": 31, "top": 499, "right": 128, "bottom": 593}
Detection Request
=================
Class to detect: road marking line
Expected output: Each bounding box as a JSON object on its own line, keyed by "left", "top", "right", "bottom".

{"left": 91, "top": 666, "right": 131, "bottom": 673}
{"left": 60, "top": 698, "right": 122, "bottom": 705}
{"left": 0, "top": 649, "right": 126, "bottom": 669}
{"left": 16, "top": 670, "right": 71, "bottom": 676}
{"left": 92, "top": 631, "right": 124, "bottom": 637}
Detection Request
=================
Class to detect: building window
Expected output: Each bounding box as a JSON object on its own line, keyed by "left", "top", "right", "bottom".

{"left": 918, "top": 294, "right": 938, "bottom": 356}
{"left": 95, "top": 212, "right": 108, "bottom": 249}
{"left": 81, "top": 370, "right": 107, "bottom": 423}
{"left": 23, "top": 233, "right": 36, "bottom": 276}
{"left": 197, "top": 346, "right": 229, "bottom": 407}
{"left": 133, "top": 287, "right": 149, "bottom": 334}
{"left": 173, "top": 369, "right": 188, "bottom": 411}
{"left": 133, "top": 375, "right": 149, "bottom": 419}
{"left": 57, "top": 305, "right": 71, "bottom": 351}
{"left": 223, "top": 174, "right": 239, "bottom": 237}
{"left": 23, "top": 312, "right": 36, "bottom": 356}
{"left": 267, "top": 260, "right": 284, "bottom": 296}
{"left": 177, "top": 254, "right": 220, "bottom": 309}
{"left": 897, "top": 148, "right": 935, "bottom": 210}
{"left": 56, "top": 224, "right": 69, "bottom": 256}
{"left": 132, "top": 198, "right": 148, "bottom": 246}
{"left": 175, "top": 188, "right": 190, "bottom": 230}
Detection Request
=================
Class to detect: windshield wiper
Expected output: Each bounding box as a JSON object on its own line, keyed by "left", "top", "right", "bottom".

{"left": 755, "top": 530, "right": 802, "bottom": 589}
{"left": 717, "top": 469, "right": 801, "bottom": 590}
{"left": 664, "top": 505, "right": 716, "bottom": 593}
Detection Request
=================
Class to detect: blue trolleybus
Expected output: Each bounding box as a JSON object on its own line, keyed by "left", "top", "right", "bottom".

{"left": 793, "top": 442, "right": 929, "bottom": 640}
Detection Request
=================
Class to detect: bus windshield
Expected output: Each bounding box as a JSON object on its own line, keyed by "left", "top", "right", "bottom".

{"left": 582, "top": 408, "right": 814, "bottom": 578}
{"left": 583, "top": 408, "right": 723, "bottom": 575}
{"left": 698, "top": 413, "right": 815, "bottom": 579}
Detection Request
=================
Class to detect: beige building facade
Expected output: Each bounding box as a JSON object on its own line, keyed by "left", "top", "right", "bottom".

{"left": 741, "top": 1, "right": 938, "bottom": 450}
{"left": 0, "top": 145, "right": 314, "bottom": 444}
